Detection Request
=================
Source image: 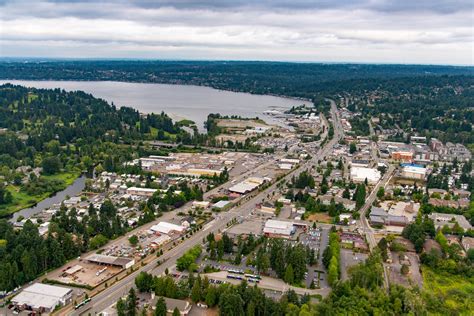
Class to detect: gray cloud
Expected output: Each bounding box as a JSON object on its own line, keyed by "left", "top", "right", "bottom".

{"left": 0, "top": 0, "right": 472, "bottom": 64}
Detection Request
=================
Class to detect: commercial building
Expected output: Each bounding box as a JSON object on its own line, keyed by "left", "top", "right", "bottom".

{"left": 401, "top": 164, "right": 427, "bottom": 180}
{"left": 212, "top": 200, "right": 231, "bottom": 209}
{"left": 278, "top": 163, "right": 293, "bottom": 170}
{"left": 350, "top": 167, "right": 381, "bottom": 184}
{"left": 85, "top": 254, "right": 135, "bottom": 269}
{"left": 12, "top": 284, "right": 73, "bottom": 312}
{"left": 151, "top": 235, "right": 171, "bottom": 247}
{"left": 351, "top": 159, "right": 370, "bottom": 167}
{"left": 280, "top": 158, "right": 300, "bottom": 164}
{"left": 259, "top": 202, "right": 277, "bottom": 214}
{"left": 126, "top": 187, "right": 157, "bottom": 197}
{"left": 263, "top": 220, "right": 295, "bottom": 238}
{"left": 229, "top": 177, "right": 266, "bottom": 194}
{"left": 391, "top": 151, "right": 413, "bottom": 162}
{"left": 369, "top": 207, "right": 408, "bottom": 227}
{"left": 136, "top": 152, "right": 241, "bottom": 177}
{"left": 186, "top": 168, "right": 222, "bottom": 177}
{"left": 150, "top": 222, "right": 186, "bottom": 235}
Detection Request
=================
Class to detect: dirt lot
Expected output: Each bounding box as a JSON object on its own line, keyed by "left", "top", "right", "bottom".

{"left": 216, "top": 119, "right": 268, "bottom": 129}
{"left": 215, "top": 134, "right": 250, "bottom": 143}
{"left": 48, "top": 261, "right": 122, "bottom": 287}
{"left": 307, "top": 213, "right": 333, "bottom": 223}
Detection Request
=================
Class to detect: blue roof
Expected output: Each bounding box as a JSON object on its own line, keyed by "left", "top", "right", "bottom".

{"left": 401, "top": 163, "right": 424, "bottom": 168}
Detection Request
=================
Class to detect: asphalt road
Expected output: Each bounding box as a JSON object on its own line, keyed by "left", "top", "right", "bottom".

{"left": 356, "top": 164, "right": 395, "bottom": 289}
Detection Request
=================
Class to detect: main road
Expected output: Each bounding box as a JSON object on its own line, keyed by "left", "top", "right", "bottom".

{"left": 356, "top": 163, "right": 395, "bottom": 289}
{"left": 72, "top": 99, "right": 343, "bottom": 315}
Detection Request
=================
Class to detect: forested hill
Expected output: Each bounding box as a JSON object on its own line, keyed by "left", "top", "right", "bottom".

{"left": 0, "top": 84, "right": 181, "bottom": 146}
{"left": 0, "top": 60, "right": 473, "bottom": 100}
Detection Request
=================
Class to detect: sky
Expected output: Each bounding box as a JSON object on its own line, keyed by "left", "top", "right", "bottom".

{"left": 0, "top": 0, "right": 473, "bottom": 65}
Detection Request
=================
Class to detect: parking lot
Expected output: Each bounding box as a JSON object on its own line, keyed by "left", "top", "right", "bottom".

{"left": 388, "top": 251, "right": 422, "bottom": 288}
{"left": 339, "top": 249, "right": 368, "bottom": 281}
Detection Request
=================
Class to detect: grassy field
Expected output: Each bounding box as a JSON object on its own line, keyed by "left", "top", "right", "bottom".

{"left": 149, "top": 127, "right": 177, "bottom": 141}
{"left": 306, "top": 212, "right": 333, "bottom": 223}
{"left": 0, "top": 171, "right": 80, "bottom": 218}
{"left": 422, "top": 267, "right": 474, "bottom": 315}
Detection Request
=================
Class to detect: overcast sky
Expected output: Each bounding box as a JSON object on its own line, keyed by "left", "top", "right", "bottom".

{"left": 1, "top": 0, "right": 473, "bottom": 65}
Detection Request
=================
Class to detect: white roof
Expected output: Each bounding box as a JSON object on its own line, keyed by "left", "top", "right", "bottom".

{"left": 150, "top": 222, "right": 186, "bottom": 234}
{"left": 152, "top": 235, "right": 171, "bottom": 244}
{"left": 263, "top": 220, "right": 294, "bottom": 236}
{"left": 403, "top": 166, "right": 427, "bottom": 174}
{"left": 350, "top": 167, "right": 381, "bottom": 183}
{"left": 126, "top": 187, "right": 157, "bottom": 193}
{"left": 229, "top": 182, "right": 258, "bottom": 194}
{"left": 12, "top": 283, "right": 72, "bottom": 309}
{"left": 281, "top": 158, "right": 300, "bottom": 164}
{"left": 213, "top": 200, "right": 231, "bottom": 208}
{"left": 13, "top": 292, "right": 59, "bottom": 310}
{"left": 265, "top": 220, "right": 293, "bottom": 229}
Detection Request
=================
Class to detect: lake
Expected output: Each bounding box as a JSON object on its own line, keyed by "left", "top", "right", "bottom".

{"left": 0, "top": 80, "right": 312, "bottom": 131}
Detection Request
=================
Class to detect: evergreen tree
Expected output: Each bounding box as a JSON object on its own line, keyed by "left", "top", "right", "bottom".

{"left": 154, "top": 297, "right": 167, "bottom": 316}
{"left": 284, "top": 264, "right": 294, "bottom": 284}
{"left": 126, "top": 288, "right": 137, "bottom": 316}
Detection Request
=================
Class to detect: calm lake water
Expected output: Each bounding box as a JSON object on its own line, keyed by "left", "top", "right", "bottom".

{"left": 0, "top": 80, "right": 312, "bottom": 131}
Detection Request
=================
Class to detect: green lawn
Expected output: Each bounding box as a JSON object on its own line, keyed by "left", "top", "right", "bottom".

{"left": 422, "top": 267, "right": 474, "bottom": 315}
{"left": 149, "top": 127, "right": 177, "bottom": 141}
{"left": 0, "top": 171, "right": 80, "bottom": 218}
{"left": 42, "top": 172, "right": 80, "bottom": 186}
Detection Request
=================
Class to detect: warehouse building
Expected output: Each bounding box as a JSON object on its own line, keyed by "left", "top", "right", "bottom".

{"left": 150, "top": 221, "right": 186, "bottom": 235}
{"left": 263, "top": 220, "right": 295, "bottom": 238}
{"left": 126, "top": 187, "right": 157, "bottom": 197}
{"left": 401, "top": 164, "right": 427, "bottom": 180}
{"left": 229, "top": 177, "right": 266, "bottom": 194}
{"left": 151, "top": 235, "right": 171, "bottom": 247}
{"left": 86, "top": 254, "right": 135, "bottom": 269}
{"left": 350, "top": 167, "right": 381, "bottom": 184}
{"left": 212, "top": 200, "right": 231, "bottom": 210}
{"left": 12, "top": 283, "right": 73, "bottom": 312}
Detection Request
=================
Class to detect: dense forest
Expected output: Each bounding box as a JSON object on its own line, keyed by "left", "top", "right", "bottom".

{"left": 1, "top": 60, "right": 472, "bottom": 101}
{"left": 347, "top": 76, "right": 474, "bottom": 144}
